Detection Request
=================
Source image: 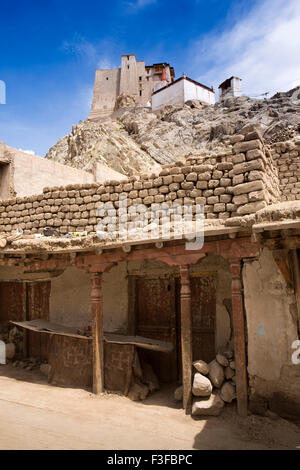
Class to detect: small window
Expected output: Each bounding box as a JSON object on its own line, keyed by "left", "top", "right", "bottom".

{"left": 146, "top": 77, "right": 149, "bottom": 82}
{"left": 139, "top": 90, "right": 142, "bottom": 96}
{"left": 139, "top": 76, "right": 142, "bottom": 81}
{"left": 127, "top": 65, "right": 129, "bottom": 70}
{"left": 106, "top": 77, "right": 108, "bottom": 80}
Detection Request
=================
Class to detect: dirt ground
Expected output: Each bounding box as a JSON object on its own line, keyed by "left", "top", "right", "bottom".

{"left": 0, "top": 364, "right": 299, "bottom": 450}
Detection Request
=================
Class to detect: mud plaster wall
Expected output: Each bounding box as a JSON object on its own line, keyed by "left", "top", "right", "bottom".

{"left": 103, "top": 262, "right": 128, "bottom": 333}
{"left": 243, "top": 247, "right": 300, "bottom": 416}
{"left": 50, "top": 268, "right": 92, "bottom": 329}
{"left": 49, "top": 264, "right": 129, "bottom": 333}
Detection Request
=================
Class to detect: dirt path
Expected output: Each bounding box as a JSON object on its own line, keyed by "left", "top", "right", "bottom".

{"left": 0, "top": 365, "right": 299, "bottom": 450}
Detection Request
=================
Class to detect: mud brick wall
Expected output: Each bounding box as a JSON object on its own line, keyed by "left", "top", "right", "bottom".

{"left": 0, "top": 130, "right": 282, "bottom": 236}
{"left": 270, "top": 139, "right": 300, "bottom": 201}
{"left": 48, "top": 337, "right": 134, "bottom": 391}
{"left": 228, "top": 131, "right": 280, "bottom": 215}
{"left": 104, "top": 342, "right": 134, "bottom": 392}
{"left": 48, "top": 336, "right": 92, "bottom": 388}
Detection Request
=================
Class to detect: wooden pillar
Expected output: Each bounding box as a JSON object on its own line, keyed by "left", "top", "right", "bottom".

{"left": 91, "top": 272, "right": 104, "bottom": 394}
{"left": 22, "top": 283, "right": 28, "bottom": 358}
{"left": 291, "top": 250, "right": 300, "bottom": 332}
{"left": 179, "top": 265, "right": 192, "bottom": 414}
{"left": 229, "top": 259, "right": 248, "bottom": 417}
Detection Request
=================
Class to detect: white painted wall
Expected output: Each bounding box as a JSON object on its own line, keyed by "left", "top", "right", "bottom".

{"left": 183, "top": 80, "right": 215, "bottom": 105}
{"left": 152, "top": 78, "right": 215, "bottom": 111}
{"left": 152, "top": 80, "right": 185, "bottom": 110}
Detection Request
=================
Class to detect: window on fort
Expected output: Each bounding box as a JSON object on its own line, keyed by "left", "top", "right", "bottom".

{"left": 139, "top": 90, "right": 142, "bottom": 96}
{"left": 139, "top": 76, "right": 142, "bottom": 81}
{"left": 106, "top": 77, "right": 108, "bottom": 80}
{"left": 147, "top": 77, "right": 149, "bottom": 82}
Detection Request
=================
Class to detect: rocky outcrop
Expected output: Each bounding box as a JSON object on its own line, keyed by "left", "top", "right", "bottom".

{"left": 45, "top": 120, "right": 160, "bottom": 177}
{"left": 45, "top": 87, "right": 300, "bottom": 177}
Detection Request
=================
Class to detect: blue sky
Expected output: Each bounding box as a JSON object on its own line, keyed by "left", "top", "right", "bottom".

{"left": 0, "top": 0, "right": 300, "bottom": 156}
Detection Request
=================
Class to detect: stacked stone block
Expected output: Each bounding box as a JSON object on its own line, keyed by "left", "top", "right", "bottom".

{"left": 0, "top": 131, "right": 282, "bottom": 236}
{"left": 229, "top": 130, "right": 280, "bottom": 215}
{"left": 270, "top": 138, "right": 300, "bottom": 201}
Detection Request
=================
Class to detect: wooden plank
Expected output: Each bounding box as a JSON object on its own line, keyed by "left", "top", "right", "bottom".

{"left": 11, "top": 319, "right": 91, "bottom": 340}
{"left": 179, "top": 265, "right": 192, "bottom": 414}
{"left": 230, "top": 259, "right": 248, "bottom": 417}
{"left": 91, "top": 272, "right": 104, "bottom": 394}
{"left": 11, "top": 319, "right": 174, "bottom": 352}
{"left": 104, "top": 333, "right": 173, "bottom": 352}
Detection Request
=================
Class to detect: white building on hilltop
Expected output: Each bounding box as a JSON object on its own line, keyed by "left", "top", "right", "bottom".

{"left": 218, "top": 76, "right": 242, "bottom": 101}
{"left": 151, "top": 74, "right": 215, "bottom": 111}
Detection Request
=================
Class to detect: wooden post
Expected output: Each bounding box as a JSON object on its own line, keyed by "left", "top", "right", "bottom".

{"left": 229, "top": 259, "right": 248, "bottom": 417}
{"left": 291, "top": 250, "right": 300, "bottom": 332}
{"left": 179, "top": 265, "right": 192, "bottom": 414}
{"left": 91, "top": 272, "right": 104, "bottom": 394}
{"left": 22, "top": 283, "right": 28, "bottom": 358}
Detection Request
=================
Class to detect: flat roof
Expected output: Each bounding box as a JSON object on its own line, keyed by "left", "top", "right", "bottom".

{"left": 218, "top": 76, "right": 242, "bottom": 89}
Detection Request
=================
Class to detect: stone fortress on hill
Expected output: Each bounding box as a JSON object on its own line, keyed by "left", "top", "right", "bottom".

{"left": 88, "top": 53, "right": 241, "bottom": 120}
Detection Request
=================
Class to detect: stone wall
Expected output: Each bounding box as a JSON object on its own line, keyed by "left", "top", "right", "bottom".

{"left": 0, "top": 130, "right": 282, "bottom": 236}
{"left": 270, "top": 138, "right": 300, "bottom": 201}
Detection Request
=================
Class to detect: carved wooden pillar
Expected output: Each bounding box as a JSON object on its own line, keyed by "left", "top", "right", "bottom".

{"left": 179, "top": 265, "right": 192, "bottom": 414}
{"left": 229, "top": 258, "right": 248, "bottom": 417}
{"left": 91, "top": 272, "right": 104, "bottom": 394}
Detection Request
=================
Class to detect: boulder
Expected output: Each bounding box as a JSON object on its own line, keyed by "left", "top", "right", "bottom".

{"left": 223, "top": 350, "right": 233, "bottom": 359}
{"left": 225, "top": 366, "right": 234, "bottom": 380}
{"left": 174, "top": 385, "right": 183, "bottom": 402}
{"left": 192, "top": 393, "right": 225, "bottom": 417}
{"left": 40, "top": 363, "right": 51, "bottom": 377}
{"left": 216, "top": 354, "right": 229, "bottom": 367}
{"left": 193, "top": 359, "right": 209, "bottom": 375}
{"left": 229, "top": 361, "right": 235, "bottom": 370}
{"left": 128, "top": 382, "right": 149, "bottom": 401}
{"left": 5, "top": 343, "right": 15, "bottom": 360}
{"left": 209, "top": 360, "right": 225, "bottom": 388}
{"left": 192, "top": 373, "right": 213, "bottom": 397}
{"left": 220, "top": 382, "right": 236, "bottom": 403}
{"left": 143, "top": 363, "right": 160, "bottom": 393}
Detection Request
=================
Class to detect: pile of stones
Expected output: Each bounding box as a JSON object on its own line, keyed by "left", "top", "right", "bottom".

{"left": 174, "top": 350, "right": 236, "bottom": 416}
{"left": 12, "top": 357, "right": 48, "bottom": 373}
{"left": 191, "top": 351, "right": 236, "bottom": 416}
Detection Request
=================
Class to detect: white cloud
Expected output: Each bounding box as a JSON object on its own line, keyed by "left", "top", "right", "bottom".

{"left": 124, "top": 0, "right": 157, "bottom": 12}
{"left": 18, "top": 149, "right": 35, "bottom": 155}
{"left": 190, "top": 0, "right": 300, "bottom": 99}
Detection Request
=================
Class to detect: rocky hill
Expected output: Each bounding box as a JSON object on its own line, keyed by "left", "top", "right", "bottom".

{"left": 46, "top": 86, "right": 300, "bottom": 176}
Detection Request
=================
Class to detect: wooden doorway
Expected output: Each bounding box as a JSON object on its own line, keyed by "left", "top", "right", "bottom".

{"left": 133, "top": 271, "right": 217, "bottom": 384}
{"left": 0, "top": 280, "right": 51, "bottom": 359}
{"left": 134, "top": 275, "right": 179, "bottom": 383}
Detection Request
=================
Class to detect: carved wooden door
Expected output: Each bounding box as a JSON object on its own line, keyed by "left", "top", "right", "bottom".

{"left": 135, "top": 276, "right": 177, "bottom": 383}
{"left": 190, "top": 274, "right": 216, "bottom": 363}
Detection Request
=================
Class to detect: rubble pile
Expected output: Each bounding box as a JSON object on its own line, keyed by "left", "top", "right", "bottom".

{"left": 127, "top": 351, "right": 160, "bottom": 401}
{"left": 175, "top": 350, "right": 236, "bottom": 416}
